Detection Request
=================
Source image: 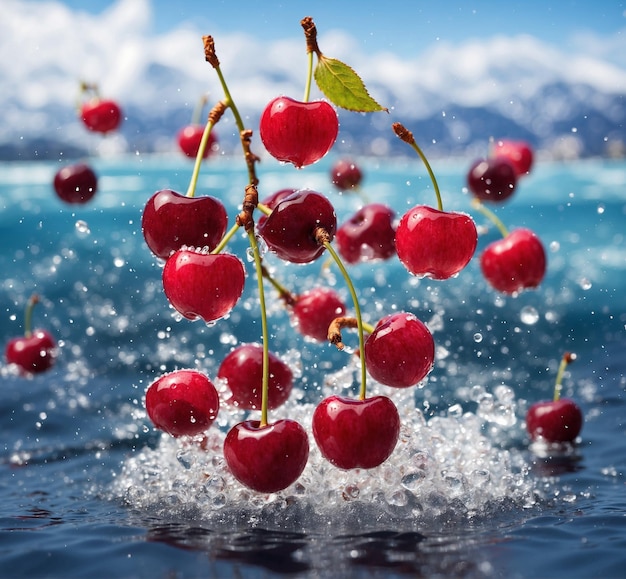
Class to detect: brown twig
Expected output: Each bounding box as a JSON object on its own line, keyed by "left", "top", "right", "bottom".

{"left": 328, "top": 316, "right": 359, "bottom": 350}
{"left": 236, "top": 184, "right": 259, "bottom": 231}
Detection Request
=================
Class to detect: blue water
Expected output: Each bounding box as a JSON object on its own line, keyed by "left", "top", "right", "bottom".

{"left": 1, "top": 154, "right": 625, "bottom": 578}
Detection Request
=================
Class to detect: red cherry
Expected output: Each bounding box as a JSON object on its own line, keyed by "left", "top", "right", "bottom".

{"left": 395, "top": 205, "right": 477, "bottom": 280}
{"left": 258, "top": 190, "right": 337, "bottom": 264}
{"left": 257, "top": 188, "right": 297, "bottom": 230}
{"left": 312, "top": 395, "right": 400, "bottom": 470}
{"left": 492, "top": 140, "right": 534, "bottom": 176}
{"left": 80, "top": 98, "right": 122, "bottom": 134}
{"left": 480, "top": 228, "right": 547, "bottom": 294}
{"left": 224, "top": 419, "right": 309, "bottom": 493}
{"left": 141, "top": 189, "right": 228, "bottom": 260}
{"left": 330, "top": 158, "right": 363, "bottom": 191}
{"left": 176, "top": 124, "right": 218, "bottom": 159}
{"left": 526, "top": 398, "right": 583, "bottom": 443}
{"left": 335, "top": 203, "right": 396, "bottom": 264}
{"left": 53, "top": 163, "right": 98, "bottom": 204}
{"left": 145, "top": 369, "right": 219, "bottom": 438}
{"left": 217, "top": 343, "right": 293, "bottom": 410}
{"left": 162, "top": 249, "right": 245, "bottom": 323}
{"left": 364, "top": 312, "right": 434, "bottom": 388}
{"left": 6, "top": 329, "right": 56, "bottom": 375}
{"left": 259, "top": 96, "right": 338, "bottom": 168}
{"left": 467, "top": 157, "right": 517, "bottom": 203}
{"left": 292, "top": 287, "right": 346, "bottom": 342}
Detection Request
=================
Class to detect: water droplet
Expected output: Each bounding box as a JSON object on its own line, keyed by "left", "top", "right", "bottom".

{"left": 579, "top": 278, "right": 592, "bottom": 290}
{"left": 75, "top": 220, "right": 90, "bottom": 236}
{"left": 520, "top": 306, "right": 539, "bottom": 325}
{"left": 549, "top": 241, "right": 560, "bottom": 252}
{"left": 473, "top": 332, "right": 483, "bottom": 343}
{"left": 113, "top": 257, "right": 125, "bottom": 268}
{"left": 597, "top": 204, "right": 605, "bottom": 214}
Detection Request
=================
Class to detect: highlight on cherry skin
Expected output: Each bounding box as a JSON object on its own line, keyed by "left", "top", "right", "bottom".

{"left": 217, "top": 343, "right": 293, "bottom": 411}
{"left": 145, "top": 369, "right": 220, "bottom": 438}
{"left": 80, "top": 98, "right": 123, "bottom": 134}
{"left": 223, "top": 419, "right": 310, "bottom": 494}
{"left": 259, "top": 96, "right": 339, "bottom": 168}
{"left": 161, "top": 249, "right": 246, "bottom": 323}
{"left": 177, "top": 124, "right": 218, "bottom": 159}
{"left": 5, "top": 294, "right": 56, "bottom": 375}
{"left": 364, "top": 312, "right": 435, "bottom": 388}
{"left": 53, "top": 163, "right": 98, "bottom": 205}
{"left": 141, "top": 189, "right": 228, "bottom": 260}
{"left": 312, "top": 394, "right": 401, "bottom": 470}
{"left": 480, "top": 228, "right": 547, "bottom": 295}
{"left": 395, "top": 205, "right": 478, "bottom": 280}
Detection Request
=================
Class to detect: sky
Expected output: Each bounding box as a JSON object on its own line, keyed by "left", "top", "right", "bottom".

{"left": 20, "top": 0, "right": 626, "bottom": 58}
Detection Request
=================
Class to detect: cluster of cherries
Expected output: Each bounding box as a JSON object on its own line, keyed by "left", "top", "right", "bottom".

{"left": 4, "top": 20, "right": 583, "bottom": 497}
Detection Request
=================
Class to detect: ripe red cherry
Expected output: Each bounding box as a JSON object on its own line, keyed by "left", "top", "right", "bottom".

{"left": 53, "top": 163, "right": 98, "bottom": 204}
{"left": 80, "top": 98, "right": 122, "bottom": 133}
{"left": 258, "top": 190, "right": 337, "bottom": 264}
{"left": 257, "top": 188, "right": 296, "bottom": 230}
{"left": 145, "top": 369, "right": 220, "bottom": 438}
{"left": 259, "top": 96, "right": 338, "bottom": 168}
{"left": 335, "top": 203, "right": 396, "bottom": 264}
{"left": 526, "top": 398, "right": 583, "bottom": 443}
{"left": 292, "top": 287, "right": 346, "bottom": 342}
{"left": 217, "top": 344, "right": 293, "bottom": 410}
{"left": 480, "top": 228, "right": 547, "bottom": 294}
{"left": 162, "top": 249, "right": 245, "bottom": 323}
{"left": 312, "top": 395, "right": 400, "bottom": 470}
{"left": 176, "top": 124, "right": 218, "bottom": 159}
{"left": 5, "top": 295, "right": 56, "bottom": 375}
{"left": 395, "top": 205, "right": 477, "bottom": 280}
{"left": 467, "top": 157, "right": 517, "bottom": 202}
{"left": 141, "top": 189, "right": 228, "bottom": 260}
{"left": 224, "top": 419, "right": 309, "bottom": 493}
{"left": 330, "top": 158, "right": 363, "bottom": 191}
{"left": 364, "top": 312, "right": 435, "bottom": 388}
{"left": 492, "top": 140, "right": 534, "bottom": 176}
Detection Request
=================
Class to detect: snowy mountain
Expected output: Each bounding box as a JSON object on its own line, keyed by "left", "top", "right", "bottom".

{"left": 1, "top": 0, "right": 625, "bottom": 160}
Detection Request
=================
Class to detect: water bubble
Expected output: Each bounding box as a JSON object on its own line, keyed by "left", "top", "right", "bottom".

{"left": 520, "top": 306, "right": 539, "bottom": 325}
{"left": 473, "top": 332, "right": 483, "bottom": 343}
{"left": 549, "top": 241, "right": 560, "bottom": 252}
{"left": 579, "top": 278, "right": 592, "bottom": 290}
{"left": 75, "top": 220, "right": 90, "bottom": 236}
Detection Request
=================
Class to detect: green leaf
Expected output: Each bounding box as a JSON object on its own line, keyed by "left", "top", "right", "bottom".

{"left": 314, "top": 55, "right": 387, "bottom": 113}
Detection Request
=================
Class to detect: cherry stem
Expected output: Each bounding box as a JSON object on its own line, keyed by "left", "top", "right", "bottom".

{"left": 392, "top": 122, "right": 443, "bottom": 212}
{"left": 247, "top": 227, "right": 271, "bottom": 427}
{"left": 261, "top": 265, "right": 297, "bottom": 306}
{"left": 24, "top": 294, "right": 40, "bottom": 338}
{"left": 554, "top": 351, "right": 576, "bottom": 402}
{"left": 328, "top": 317, "right": 374, "bottom": 349}
{"left": 321, "top": 238, "right": 368, "bottom": 400}
{"left": 211, "top": 222, "right": 240, "bottom": 255}
{"left": 301, "top": 17, "right": 321, "bottom": 103}
{"left": 471, "top": 199, "right": 510, "bottom": 238}
{"left": 191, "top": 93, "right": 209, "bottom": 125}
{"left": 185, "top": 101, "right": 226, "bottom": 198}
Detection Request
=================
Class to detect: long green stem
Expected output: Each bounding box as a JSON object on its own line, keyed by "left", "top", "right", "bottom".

{"left": 215, "top": 67, "right": 245, "bottom": 131}
{"left": 323, "top": 242, "right": 367, "bottom": 400}
{"left": 554, "top": 352, "right": 575, "bottom": 402}
{"left": 185, "top": 119, "right": 216, "bottom": 198}
{"left": 24, "top": 294, "right": 39, "bottom": 338}
{"left": 303, "top": 50, "right": 314, "bottom": 103}
{"left": 211, "top": 222, "right": 240, "bottom": 255}
{"left": 410, "top": 140, "right": 443, "bottom": 211}
{"left": 191, "top": 93, "right": 208, "bottom": 125}
{"left": 248, "top": 229, "right": 271, "bottom": 426}
{"left": 471, "top": 199, "right": 510, "bottom": 238}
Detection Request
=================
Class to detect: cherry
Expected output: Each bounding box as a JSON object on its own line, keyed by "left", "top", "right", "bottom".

{"left": 526, "top": 353, "right": 583, "bottom": 443}
{"left": 217, "top": 343, "right": 293, "bottom": 410}
{"left": 258, "top": 189, "right": 337, "bottom": 264}
{"left": 480, "top": 228, "right": 547, "bottom": 294}
{"left": 395, "top": 205, "right": 478, "bottom": 280}
{"left": 162, "top": 249, "right": 245, "bottom": 323}
{"left": 259, "top": 96, "right": 338, "bottom": 168}
{"left": 330, "top": 158, "right": 363, "bottom": 191}
{"left": 80, "top": 98, "right": 122, "bottom": 134}
{"left": 257, "top": 188, "right": 296, "bottom": 230}
{"left": 467, "top": 157, "right": 517, "bottom": 203}
{"left": 176, "top": 124, "right": 218, "bottom": 159}
{"left": 141, "top": 189, "right": 228, "bottom": 260}
{"left": 5, "top": 294, "right": 56, "bottom": 375}
{"left": 292, "top": 287, "right": 346, "bottom": 342}
{"left": 312, "top": 394, "right": 400, "bottom": 470}
{"left": 364, "top": 312, "right": 434, "bottom": 388}
{"left": 492, "top": 139, "right": 534, "bottom": 176}
{"left": 145, "top": 369, "right": 220, "bottom": 438}
{"left": 335, "top": 203, "right": 396, "bottom": 264}
{"left": 224, "top": 419, "right": 309, "bottom": 493}
{"left": 53, "top": 163, "right": 98, "bottom": 204}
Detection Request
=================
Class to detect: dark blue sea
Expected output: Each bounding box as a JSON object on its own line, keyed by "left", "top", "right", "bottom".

{"left": 1, "top": 153, "right": 625, "bottom": 578}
